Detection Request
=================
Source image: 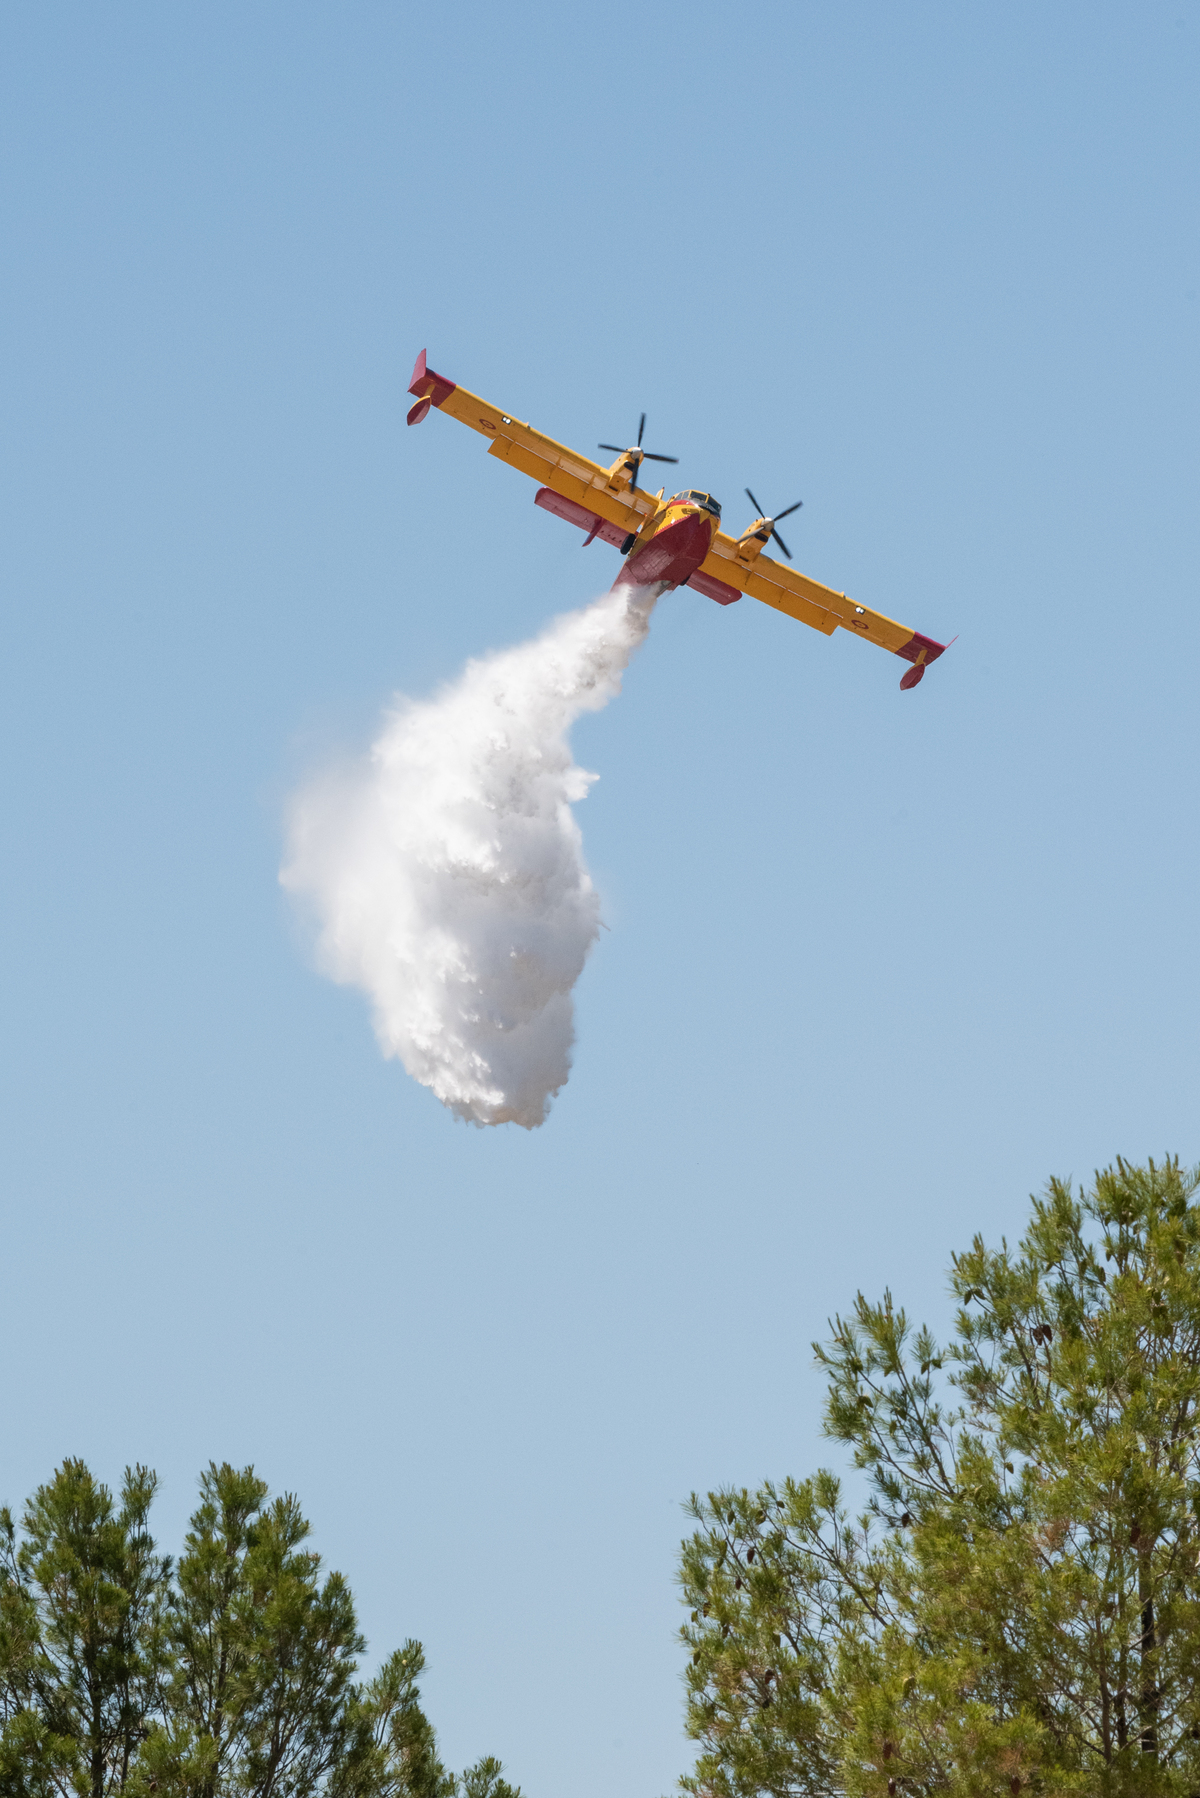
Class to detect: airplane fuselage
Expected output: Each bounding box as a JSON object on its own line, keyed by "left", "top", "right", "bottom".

{"left": 614, "top": 493, "right": 720, "bottom": 599}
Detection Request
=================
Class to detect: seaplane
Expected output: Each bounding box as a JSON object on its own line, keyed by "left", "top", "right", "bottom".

{"left": 406, "top": 351, "right": 949, "bottom": 689}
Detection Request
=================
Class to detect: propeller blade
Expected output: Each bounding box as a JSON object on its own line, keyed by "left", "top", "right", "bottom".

{"left": 745, "top": 487, "right": 765, "bottom": 517}
{"left": 774, "top": 500, "right": 803, "bottom": 521}
{"left": 770, "top": 529, "right": 792, "bottom": 560}
{"left": 601, "top": 417, "right": 670, "bottom": 483}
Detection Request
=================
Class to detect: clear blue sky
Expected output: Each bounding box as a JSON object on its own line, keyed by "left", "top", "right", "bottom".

{"left": 2, "top": 4, "right": 1197, "bottom": 1793}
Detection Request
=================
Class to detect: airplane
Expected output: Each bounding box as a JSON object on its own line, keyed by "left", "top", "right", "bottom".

{"left": 406, "top": 351, "right": 949, "bottom": 689}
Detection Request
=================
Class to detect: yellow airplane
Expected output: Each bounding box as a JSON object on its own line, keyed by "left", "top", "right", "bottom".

{"left": 407, "top": 351, "right": 948, "bottom": 689}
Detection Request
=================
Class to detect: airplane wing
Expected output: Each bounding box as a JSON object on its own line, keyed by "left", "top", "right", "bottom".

{"left": 407, "top": 349, "right": 658, "bottom": 544}
{"left": 689, "top": 529, "right": 948, "bottom": 683}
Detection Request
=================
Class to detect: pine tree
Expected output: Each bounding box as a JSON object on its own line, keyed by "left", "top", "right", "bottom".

{"left": 678, "top": 1157, "right": 1200, "bottom": 1798}
{"left": 0, "top": 1462, "right": 167, "bottom": 1798}
{"left": 0, "top": 1463, "right": 520, "bottom": 1798}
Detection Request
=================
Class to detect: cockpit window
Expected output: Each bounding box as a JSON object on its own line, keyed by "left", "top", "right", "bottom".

{"left": 669, "top": 490, "right": 722, "bottom": 517}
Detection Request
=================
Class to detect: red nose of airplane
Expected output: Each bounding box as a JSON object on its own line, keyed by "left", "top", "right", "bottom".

{"left": 615, "top": 505, "right": 715, "bottom": 593}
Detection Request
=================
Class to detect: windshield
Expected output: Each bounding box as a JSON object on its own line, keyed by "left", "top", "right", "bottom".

{"left": 669, "top": 490, "right": 722, "bottom": 517}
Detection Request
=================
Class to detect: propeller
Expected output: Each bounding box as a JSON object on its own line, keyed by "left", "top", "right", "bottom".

{"left": 744, "top": 488, "right": 803, "bottom": 560}
{"left": 599, "top": 414, "right": 679, "bottom": 492}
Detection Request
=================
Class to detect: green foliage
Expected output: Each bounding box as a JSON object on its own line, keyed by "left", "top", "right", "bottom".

{"left": 0, "top": 1464, "right": 519, "bottom": 1798}
{"left": 678, "top": 1157, "right": 1200, "bottom": 1798}
{"left": 457, "top": 1758, "right": 521, "bottom": 1798}
{"left": 0, "top": 1462, "right": 168, "bottom": 1798}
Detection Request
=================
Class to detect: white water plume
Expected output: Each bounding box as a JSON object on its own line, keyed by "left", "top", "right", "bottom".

{"left": 282, "top": 587, "right": 655, "bottom": 1128}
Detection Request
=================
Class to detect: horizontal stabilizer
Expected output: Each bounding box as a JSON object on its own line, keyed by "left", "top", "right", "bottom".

{"left": 534, "top": 487, "right": 629, "bottom": 549}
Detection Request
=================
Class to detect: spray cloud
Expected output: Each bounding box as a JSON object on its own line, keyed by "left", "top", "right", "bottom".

{"left": 282, "top": 587, "right": 654, "bottom": 1127}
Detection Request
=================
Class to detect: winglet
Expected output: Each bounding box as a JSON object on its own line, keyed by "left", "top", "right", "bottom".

{"left": 406, "top": 348, "right": 457, "bottom": 425}
{"left": 897, "top": 631, "right": 952, "bottom": 691}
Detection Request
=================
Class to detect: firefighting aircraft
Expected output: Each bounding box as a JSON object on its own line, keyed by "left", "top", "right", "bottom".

{"left": 407, "top": 351, "right": 948, "bottom": 689}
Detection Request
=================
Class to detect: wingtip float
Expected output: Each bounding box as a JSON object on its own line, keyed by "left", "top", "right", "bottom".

{"left": 406, "top": 350, "right": 950, "bottom": 691}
